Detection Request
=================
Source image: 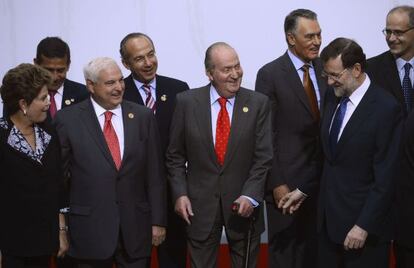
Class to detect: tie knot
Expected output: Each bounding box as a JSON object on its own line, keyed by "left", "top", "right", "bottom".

{"left": 142, "top": 84, "right": 151, "bottom": 94}
{"left": 48, "top": 90, "right": 57, "bottom": 97}
{"left": 404, "top": 62, "right": 412, "bottom": 73}
{"left": 104, "top": 111, "right": 113, "bottom": 122}
{"left": 301, "top": 64, "right": 311, "bottom": 72}
{"left": 340, "top": 97, "right": 350, "bottom": 105}
{"left": 218, "top": 97, "right": 227, "bottom": 108}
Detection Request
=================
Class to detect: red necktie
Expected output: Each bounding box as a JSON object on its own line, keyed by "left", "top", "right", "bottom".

{"left": 103, "top": 111, "right": 121, "bottom": 170}
{"left": 301, "top": 64, "right": 320, "bottom": 121}
{"left": 48, "top": 90, "right": 57, "bottom": 118}
{"left": 215, "top": 97, "right": 230, "bottom": 166}
{"left": 142, "top": 84, "right": 156, "bottom": 112}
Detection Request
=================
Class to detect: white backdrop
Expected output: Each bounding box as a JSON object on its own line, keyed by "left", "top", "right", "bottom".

{"left": 1, "top": 0, "right": 414, "bottom": 91}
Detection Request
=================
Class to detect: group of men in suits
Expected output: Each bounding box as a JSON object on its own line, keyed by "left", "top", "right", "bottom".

{"left": 2, "top": 4, "right": 414, "bottom": 268}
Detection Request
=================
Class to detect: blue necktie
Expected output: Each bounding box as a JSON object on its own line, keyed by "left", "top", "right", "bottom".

{"left": 402, "top": 63, "right": 413, "bottom": 113}
{"left": 329, "top": 97, "right": 349, "bottom": 154}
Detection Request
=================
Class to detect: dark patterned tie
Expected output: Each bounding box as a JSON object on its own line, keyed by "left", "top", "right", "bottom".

{"left": 301, "top": 64, "right": 320, "bottom": 121}
{"left": 329, "top": 97, "right": 349, "bottom": 155}
{"left": 402, "top": 63, "right": 413, "bottom": 113}
{"left": 215, "top": 97, "right": 230, "bottom": 166}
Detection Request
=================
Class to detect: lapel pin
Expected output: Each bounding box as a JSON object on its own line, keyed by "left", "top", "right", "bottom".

{"left": 161, "top": 94, "right": 167, "bottom": 102}
{"left": 243, "top": 107, "right": 249, "bottom": 113}
{"left": 128, "top": 113, "right": 134, "bottom": 119}
{"left": 64, "top": 100, "right": 71, "bottom": 105}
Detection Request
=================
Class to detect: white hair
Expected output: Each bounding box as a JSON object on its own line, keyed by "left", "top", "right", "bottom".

{"left": 83, "top": 57, "right": 119, "bottom": 83}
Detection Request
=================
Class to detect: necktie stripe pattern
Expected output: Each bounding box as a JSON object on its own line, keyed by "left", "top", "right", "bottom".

{"left": 329, "top": 97, "right": 349, "bottom": 155}
{"left": 103, "top": 111, "right": 121, "bottom": 170}
{"left": 301, "top": 64, "right": 320, "bottom": 121}
{"left": 48, "top": 90, "right": 57, "bottom": 118}
{"left": 215, "top": 97, "right": 230, "bottom": 166}
{"left": 403, "top": 63, "right": 413, "bottom": 113}
{"left": 142, "top": 84, "right": 156, "bottom": 112}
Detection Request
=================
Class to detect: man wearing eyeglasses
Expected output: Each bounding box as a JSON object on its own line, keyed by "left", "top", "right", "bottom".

{"left": 255, "top": 8, "right": 326, "bottom": 268}
{"left": 367, "top": 5, "right": 414, "bottom": 116}
{"left": 318, "top": 37, "right": 402, "bottom": 268}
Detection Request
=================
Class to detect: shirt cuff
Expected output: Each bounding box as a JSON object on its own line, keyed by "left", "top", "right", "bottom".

{"left": 241, "top": 195, "right": 259, "bottom": 207}
{"left": 296, "top": 188, "right": 308, "bottom": 197}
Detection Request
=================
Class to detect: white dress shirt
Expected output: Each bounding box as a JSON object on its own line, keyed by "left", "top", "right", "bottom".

{"left": 90, "top": 97, "right": 125, "bottom": 159}
{"left": 52, "top": 85, "right": 64, "bottom": 111}
{"left": 133, "top": 77, "right": 157, "bottom": 104}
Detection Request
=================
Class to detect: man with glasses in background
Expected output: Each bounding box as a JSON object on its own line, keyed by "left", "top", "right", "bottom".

{"left": 367, "top": 5, "right": 414, "bottom": 116}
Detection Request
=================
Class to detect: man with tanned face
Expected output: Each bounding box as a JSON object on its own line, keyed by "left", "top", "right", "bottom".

{"left": 120, "top": 33, "right": 189, "bottom": 268}
{"left": 255, "top": 9, "right": 326, "bottom": 268}
{"left": 34, "top": 37, "right": 89, "bottom": 120}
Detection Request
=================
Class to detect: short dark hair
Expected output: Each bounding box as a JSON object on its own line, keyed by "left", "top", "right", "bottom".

{"left": 320, "top": 37, "right": 366, "bottom": 72}
{"left": 388, "top": 5, "right": 414, "bottom": 27}
{"left": 1, "top": 63, "right": 51, "bottom": 115}
{"left": 204, "top": 42, "right": 233, "bottom": 71}
{"left": 284, "top": 9, "right": 318, "bottom": 34}
{"left": 35, "top": 37, "right": 71, "bottom": 64}
{"left": 119, "top": 32, "right": 155, "bottom": 61}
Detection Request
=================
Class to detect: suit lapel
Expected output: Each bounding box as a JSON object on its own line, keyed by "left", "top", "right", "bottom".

{"left": 383, "top": 52, "right": 404, "bottom": 103}
{"left": 194, "top": 86, "right": 219, "bottom": 167}
{"left": 119, "top": 101, "right": 133, "bottom": 171}
{"left": 281, "top": 53, "right": 315, "bottom": 118}
{"left": 124, "top": 75, "right": 145, "bottom": 105}
{"left": 155, "top": 75, "right": 170, "bottom": 117}
{"left": 222, "top": 88, "right": 249, "bottom": 169}
{"left": 79, "top": 100, "right": 116, "bottom": 169}
{"left": 321, "top": 90, "right": 339, "bottom": 160}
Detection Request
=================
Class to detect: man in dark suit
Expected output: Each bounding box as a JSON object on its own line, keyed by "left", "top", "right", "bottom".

{"left": 166, "top": 42, "right": 272, "bottom": 268}
{"left": 54, "top": 57, "right": 167, "bottom": 268}
{"left": 255, "top": 9, "right": 326, "bottom": 268}
{"left": 34, "top": 37, "right": 89, "bottom": 119}
{"left": 317, "top": 38, "right": 402, "bottom": 268}
{"left": 119, "top": 32, "right": 189, "bottom": 268}
{"left": 367, "top": 6, "right": 414, "bottom": 116}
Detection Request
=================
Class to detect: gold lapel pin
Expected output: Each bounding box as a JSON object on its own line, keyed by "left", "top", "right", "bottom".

{"left": 243, "top": 107, "right": 249, "bottom": 113}
{"left": 128, "top": 113, "right": 134, "bottom": 119}
{"left": 64, "top": 100, "right": 71, "bottom": 105}
{"left": 161, "top": 94, "right": 167, "bottom": 101}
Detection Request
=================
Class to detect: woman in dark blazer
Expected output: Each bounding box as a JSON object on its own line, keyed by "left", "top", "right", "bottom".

{"left": 0, "top": 63, "right": 68, "bottom": 268}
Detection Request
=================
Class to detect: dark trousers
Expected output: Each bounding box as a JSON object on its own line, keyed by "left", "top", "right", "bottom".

{"left": 395, "top": 242, "right": 414, "bottom": 268}
{"left": 1, "top": 254, "right": 50, "bottom": 268}
{"left": 318, "top": 227, "right": 389, "bottom": 268}
{"left": 157, "top": 205, "right": 187, "bottom": 268}
{"left": 266, "top": 201, "right": 317, "bottom": 268}
{"left": 187, "top": 202, "right": 260, "bottom": 268}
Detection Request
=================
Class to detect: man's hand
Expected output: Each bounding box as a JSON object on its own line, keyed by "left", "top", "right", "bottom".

{"left": 233, "top": 196, "right": 254, "bottom": 218}
{"left": 152, "top": 226, "right": 166, "bottom": 246}
{"left": 278, "top": 189, "right": 307, "bottom": 214}
{"left": 343, "top": 225, "right": 368, "bottom": 250}
{"left": 175, "top": 195, "right": 194, "bottom": 225}
{"left": 272, "top": 184, "right": 290, "bottom": 204}
{"left": 57, "top": 230, "right": 69, "bottom": 257}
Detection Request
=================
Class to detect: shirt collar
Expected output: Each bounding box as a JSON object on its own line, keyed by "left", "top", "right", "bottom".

{"left": 209, "top": 85, "right": 235, "bottom": 106}
{"left": 133, "top": 76, "right": 157, "bottom": 90}
{"left": 396, "top": 57, "right": 414, "bottom": 72}
{"left": 287, "top": 49, "right": 314, "bottom": 71}
{"left": 90, "top": 97, "right": 122, "bottom": 118}
{"left": 348, "top": 74, "right": 371, "bottom": 106}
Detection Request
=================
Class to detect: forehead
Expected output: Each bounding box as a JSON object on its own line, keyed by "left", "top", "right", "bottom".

{"left": 324, "top": 56, "right": 343, "bottom": 71}
{"left": 38, "top": 55, "right": 69, "bottom": 68}
{"left": 211, "top": 46, "right": 239, "bottom": 68}
{"left": 125, "top": 37, "right": 154, "bottom": 54}
{"left": 387, "top": 11, "right": 410, "bottom": 27}
{"left": 296, "top": 17, "right": 321, "bottom": 34}
{"left": 97, "top": 65, "right": 122, "bottom": 82}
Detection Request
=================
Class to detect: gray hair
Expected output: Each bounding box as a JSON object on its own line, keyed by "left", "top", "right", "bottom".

{"left": 204, "top": 42, "right": 234, "bottom": 71}
{"left": 388, "top": 5, "right": 414, "bottom": 27}
{"left": 284, "top": 9, "right": 318, "bottom": 35}
{"left": 83, "top": 57, "right": 119, "bottom": 83}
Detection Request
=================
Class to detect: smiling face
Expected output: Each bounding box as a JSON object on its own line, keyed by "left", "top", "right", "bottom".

{"left": 87, "top": 64, "right": 125, "bottom": 110}
{"left": 206, "top": 45, "right": 243, "bottom": 98}
{"left": 23, "top": 85, "right": 50, "bottom": 123}
{"left": 288, "top": 17, "right": 322, "bottom": 63}
{"left": 386, "top": 10, "right": 414, "bottom": 60}
{"left": 122, "top": 36, "right": 158, "bottom": 83}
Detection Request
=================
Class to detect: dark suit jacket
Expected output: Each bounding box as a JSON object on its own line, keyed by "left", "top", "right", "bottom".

{"left": 123, "top": 74, "right": 189, "bottom": 153}
{"left": 255, "top": 52, "right": 326, "bottom": 232}
{"left": 0, "top": 118, "right": 65, "bottom": 256}
{"left": 318, "top": 82, "right": 402, "bottom": 244}
{"left": 367, "top": 51, "right": 406, "bottom": 115}
{"left": 54, "top": 99, "right": 166, "bottom": 259}
{"left": 396, "top": 111, "right": 414, "bottom": 249}
{"left": 166, "top": 85, "right": 273, "bottom": 240}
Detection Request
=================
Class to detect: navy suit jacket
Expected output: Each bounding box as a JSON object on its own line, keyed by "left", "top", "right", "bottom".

{"left": 318, "top": 81, "right": 402, "bottom": 244}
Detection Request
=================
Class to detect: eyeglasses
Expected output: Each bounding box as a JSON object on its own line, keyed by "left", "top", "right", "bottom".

{"left": 321, "top": 68, "right": 348, "bottom": 81}
{"left": 382, "top": 27, "right": 414, "bottom": 38}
